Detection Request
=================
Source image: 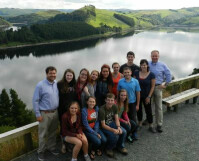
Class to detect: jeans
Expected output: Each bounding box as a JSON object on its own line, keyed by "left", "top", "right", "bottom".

{"left": 84, "top": 129, "right": 107, "bottom": 150}
{"left": 120, "top": 119, "right": 137, "bottom": 135}
{"left": 102, "top": 121, "right": 127, "bottom": 150}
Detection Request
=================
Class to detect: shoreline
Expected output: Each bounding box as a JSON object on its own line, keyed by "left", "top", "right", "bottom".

{"left": 0, "top": 28, "right": 134, "bottom": 51}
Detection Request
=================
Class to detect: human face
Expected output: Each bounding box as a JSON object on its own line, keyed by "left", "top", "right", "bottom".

{"left": 112, "top": 64, "right": 120, "bottom": 73}
{"left": 102, "top": 68, "right": 109, "bottom": 79}
{"left": 127, "top": 55, "right": 134, "bottom": 64}
{"left": 123, "top": 69, "right": 132, "bottom": 80}
{"left": 65, "top": 72, "right": 73, "bottom": 83}
{"left": 91, "top": 71, "right": 98, "bottom": 81}
{"left": 151, "top": 51, "right": 159, "bottom": 63}
{"left": 69, "top": 103, "right": 79, "bottom": 115}
{"left": 120, "top": 91, "right": 127, "bottom": 102}
{"left": 105, "top": 97, "right": 115, "bottom": 108}
{"left": 46, "top": 70, "right": 56, "bottom": 83}
{"left": 87, "top": 97, "right": 96, "bottom": 109}
{"left": 140, "top": 62, "right": 148, "bottom": 72}
{"left": 80, "top": 70, "right": 88, "bottom": 83}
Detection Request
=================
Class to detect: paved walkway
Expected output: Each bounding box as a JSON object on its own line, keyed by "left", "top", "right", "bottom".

{"left": 13, "top": 101, "right": 199, "bottom": 161}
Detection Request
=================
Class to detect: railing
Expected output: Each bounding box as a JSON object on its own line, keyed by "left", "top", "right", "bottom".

{"left": 0, "top": 73, "right": 199, "bottom": 161}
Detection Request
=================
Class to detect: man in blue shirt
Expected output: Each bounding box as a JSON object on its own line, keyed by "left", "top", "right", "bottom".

{"left": 149, "top": 50, "right": 172, "bottom": 133}
{"left": 33, "top": 66, "right": 59, "bottom": 161}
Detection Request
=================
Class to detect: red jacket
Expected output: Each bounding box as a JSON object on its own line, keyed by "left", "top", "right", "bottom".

{"left": 62, "top": 111, "right": 83, "bottom": 137}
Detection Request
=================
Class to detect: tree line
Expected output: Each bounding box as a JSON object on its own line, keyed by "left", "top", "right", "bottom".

{"left": 0, "top": 21, "right": 122, "bottom": 45}
{"left": 0, "top": 89, "right": 35, "bottom": 133}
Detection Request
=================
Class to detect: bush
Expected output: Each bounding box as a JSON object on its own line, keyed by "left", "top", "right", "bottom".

{"left": 0, "top": 125, "right": 16, "bottom": 134}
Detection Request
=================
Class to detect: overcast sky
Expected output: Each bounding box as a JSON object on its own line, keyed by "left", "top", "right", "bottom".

{"left": 0, "top": 0, "right": 199, "bottom": 10}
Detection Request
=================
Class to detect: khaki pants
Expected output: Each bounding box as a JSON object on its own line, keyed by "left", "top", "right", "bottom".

{"left": 38, "top": 110, "right": 58, "bottom": 153}
{"left": 153, "top": 87, "right": 163, "bottom": 126}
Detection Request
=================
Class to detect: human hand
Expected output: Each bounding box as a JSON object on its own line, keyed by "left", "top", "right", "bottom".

{"left": 145, "top": 97, "right": 150, "bottom": 104}
{"left": 97, "top": 134, "right": 101, "bottom": 139}
{"left": 136, "top": 105, "right": 139, "bottom": 111}
{"left": 76, "top": 134, "right": 83, "bottom": 140}
{"left": 83, "top": 86, "right": 89, "bottom": 94}
{"left": 113, "top": 128, "right": 119, "bottom": 134}
{"left": 37, "top": 116, "right": 43, "bottom": 122}
{"left": 118, "top": 127, "right": 123, "bottom": 134}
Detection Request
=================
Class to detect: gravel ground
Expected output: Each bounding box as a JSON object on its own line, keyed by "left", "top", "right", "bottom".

{"left": 13, "top": 101, "right": 199, "bottom": 161}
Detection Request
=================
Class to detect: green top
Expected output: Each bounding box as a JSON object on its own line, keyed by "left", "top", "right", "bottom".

{"left": 118, "top": 106, "right": 124, "bottom": 118}
{"left": 99, "top": 104, "right": 118, "bottom": 125}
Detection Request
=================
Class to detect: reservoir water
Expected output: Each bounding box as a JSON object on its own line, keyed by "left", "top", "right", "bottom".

{"left": 0, "top": 29, "right": 199, "bottom": 109}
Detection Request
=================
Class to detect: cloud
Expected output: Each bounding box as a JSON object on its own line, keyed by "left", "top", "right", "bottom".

{"left": 0, "top": 0, "right": 199, "bottom": 9}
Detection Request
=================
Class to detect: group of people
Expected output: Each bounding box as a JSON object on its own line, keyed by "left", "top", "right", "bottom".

{"left": 33, "top": 50, "right": 172, "bottom": 161}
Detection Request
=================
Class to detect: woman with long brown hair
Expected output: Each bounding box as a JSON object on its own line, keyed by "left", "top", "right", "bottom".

{"left": 76, "top": 68, "right": 94, "bottom": 107}
{"left": 95, "top": 64, "right": 113, "bottom": 106}
{"left": 117, "top": 89, "right": 137, "bottom": 142}
{"left": 57, "top": 68, "right": 77, "bottom": 153}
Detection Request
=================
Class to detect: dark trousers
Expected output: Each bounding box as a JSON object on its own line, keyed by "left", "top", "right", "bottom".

{"left": 137, "top": 97, "right": 153, "bottom": 124}
{"left": 128, "top": 102, "right": 137, "bottom": 123}
{"left": 120, "top": 119, "right": 137, "bottom": 136}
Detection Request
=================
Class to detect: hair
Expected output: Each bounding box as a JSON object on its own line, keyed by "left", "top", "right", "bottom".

{"left": 112, "top": 62, "right": 120, "bottom": 68}
{"left": 58, "top": 69, "right": 76, "bottom": 93}
{"left": 77, "top": 68, "right": 90, "bottom": 84}
{"left": 99, "top": 64, "right": 113, "bottom": 92}
{"left": 99, "top": 64, "right": 113, "bottom": 82}
{"left": 151, "top": 50, "right": 159, "bottom": 55}
{"left": 45, "top": 66, "right": 57, "bottom": 74}
{"left": 106, "top": 93, "right": 115, "bottom": 99}
{"left": 117, "top": 89, "right": 129, "bottom": 113}
{"left": 140, "top": 59, "right": 149, "bottom": 72}
{"left": 86, "top": 96, "right": 96, "bottom": 108}
{"left": 123, "top": 66, "right": 132, "bottom": 72}
{"left": 127, "top": 51, "right": 135, "bottom": 57}
{"left": 68, "top": 101, "right": 80, "bottom": 113}
{"left": 90, "top": 70, "right": 99, "bottom": 85}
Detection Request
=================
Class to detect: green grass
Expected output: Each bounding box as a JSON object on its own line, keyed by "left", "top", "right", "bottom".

{"left": 182, "top": 16, "right": 199, "bottom": 25}
{"left": 36, "top": 10, "right": 63, "bottom": 18}
{"left": 88, "top": 9, "right": 130, "bottom": 29}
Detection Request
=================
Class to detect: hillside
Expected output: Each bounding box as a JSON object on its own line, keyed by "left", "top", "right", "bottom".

{"left": 0, "top": 16, "right": 10, "bottom": 27}
{"left": 49, "top": 5, "right": 132, "bottom": 30}
{"left": 125, "top": 7, "right": 199, "bottom": 27}
{"left": 0, "top": 8, "right": 41, "bottom": 18}
{"left": 7, "top": 10, "right": 63, "bottom": 25}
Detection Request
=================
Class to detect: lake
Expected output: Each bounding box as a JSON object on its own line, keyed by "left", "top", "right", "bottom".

{"left": 0, "top": 29, "right": 199, "bottom": 109}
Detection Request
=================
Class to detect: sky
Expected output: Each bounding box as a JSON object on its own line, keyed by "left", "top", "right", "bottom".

{"left": 0, "top": 0, "right": 199, "bottom": 10}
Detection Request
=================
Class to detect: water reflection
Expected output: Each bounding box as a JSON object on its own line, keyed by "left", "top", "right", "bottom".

{"left": 0, "top": 29, "right": 199, "bottom": 109}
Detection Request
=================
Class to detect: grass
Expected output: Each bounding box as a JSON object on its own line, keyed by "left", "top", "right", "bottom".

{"left": 88, "top": 9, "right": 130, "bottom": 29}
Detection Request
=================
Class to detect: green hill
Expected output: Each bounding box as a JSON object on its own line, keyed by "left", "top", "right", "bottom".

{"left": 126, "top": 7, "right": 199, "bottom": 27}
{"left": 7, "top": 10, "right": 63, "bottom": 25}
{"left": 0, "top": 8, "right": 41, "bottom": 18}
{"left": 49, "top": 5, "right": 131, "bottom": 29}
{"left": 0, "top": 16, "right": 10, "bottom": 27}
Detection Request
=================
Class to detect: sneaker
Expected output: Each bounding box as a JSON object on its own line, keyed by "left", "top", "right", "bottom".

{"left": 49, "top": 149, "right": 59, "bottom": 155}
{"left": 127, "top": 136, "right": 134, "bottom": 143}
{"left": 148, "top": 127, "right": 156, "bottom": 133}
{"left": 38, "top": 152, "right": 45, "bottom": 161}
{"left": 61, "top": 144, "right": 66, "bottom": 154}
{"left": 117, "top": 147, "right": 128, "bottom": 155}
{"left": 84, "top": 155, "right": 91, "bottom": 161}
{"left": 156, "top": 126, "right": 163, "bottom": 133}
{"left": 106, "top": 149, "right": 114, "bottom": 158}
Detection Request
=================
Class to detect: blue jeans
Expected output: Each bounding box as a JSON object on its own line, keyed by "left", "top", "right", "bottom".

{"left": 84, "top": 129, "right": 107, "bottom": 150}
{"left": 102, "top": 121, "right": 127, "bottom": 150}
{"left": 120, "top": 120, "right": 138, "bottom": 139}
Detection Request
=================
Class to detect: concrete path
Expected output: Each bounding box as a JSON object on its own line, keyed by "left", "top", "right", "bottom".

{"left": 13, "top": 101, "right": 199, "bottom": 161}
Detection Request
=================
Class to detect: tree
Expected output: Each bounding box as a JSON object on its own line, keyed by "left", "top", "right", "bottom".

{"left": 10, "top": 89, "right": 34, "bottom": 127}
{"left": 0, "top": 89, "right": 12, "bottom": 126}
